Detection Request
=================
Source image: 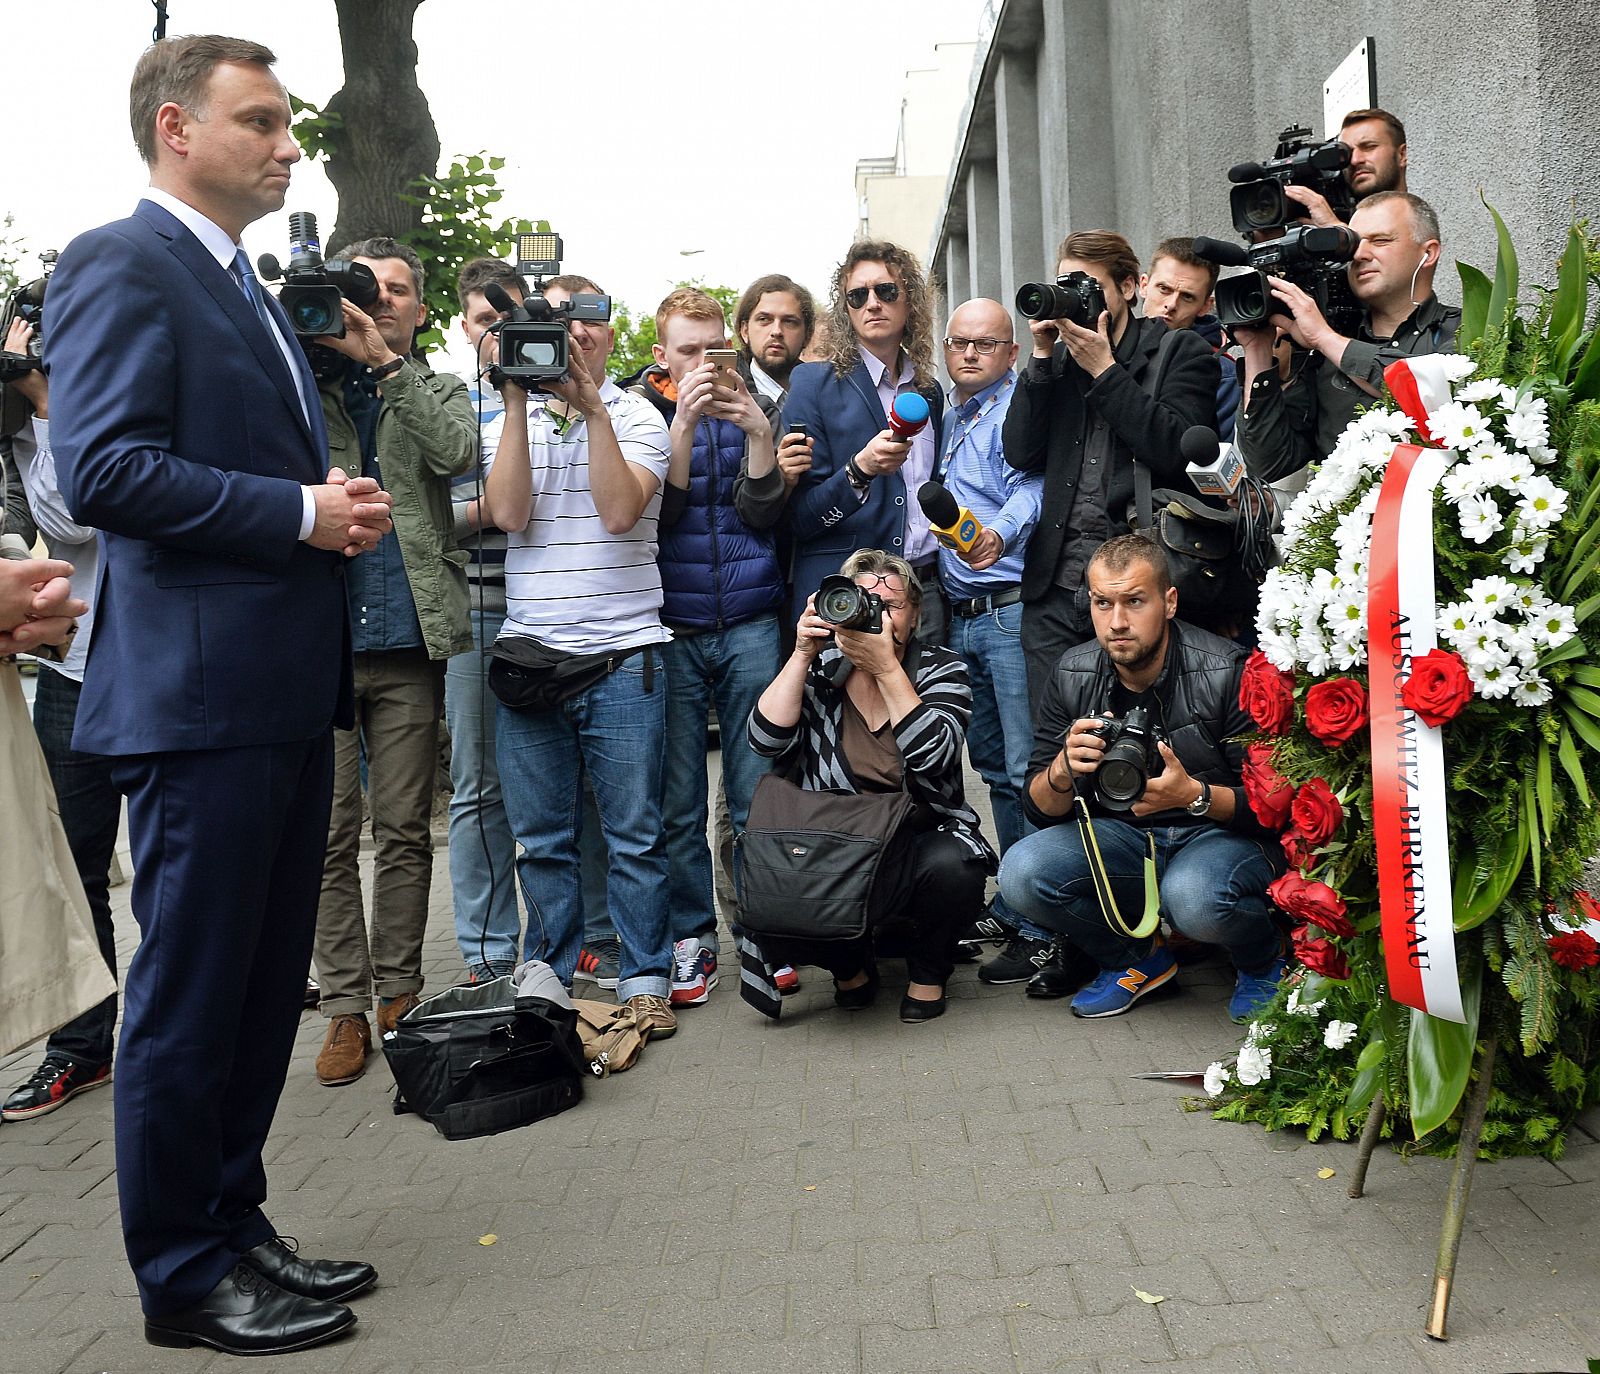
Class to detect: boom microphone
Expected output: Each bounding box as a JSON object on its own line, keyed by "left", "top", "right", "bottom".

{"left": 1227, "top": 161, "right": 1268, "bottom": 184}
{"left": 918, "top": 481, "right": 983, "bottom": 555}
{"left": 1192, "top": 236, "right": 1252, "bottom": 268}
{"left": 483, "top": 282, "right": 517, "bottom": 315}
{"left": 887, "top": 392, "right": 931, "bottom": 441}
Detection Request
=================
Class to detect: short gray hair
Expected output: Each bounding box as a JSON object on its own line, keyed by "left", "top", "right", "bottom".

{"left": 838, "top": 548, "right": 923, "bottom": 616}
{"left": 1359, "top": 190, "right": 1441, "bottom": 245}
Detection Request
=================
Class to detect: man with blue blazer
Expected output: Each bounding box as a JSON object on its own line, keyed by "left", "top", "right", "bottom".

{"left": 781, "top": 241, "right": 947, "bottom": 641}
{"left": 45, "top": 35, "right": 392, "bottom": 1357}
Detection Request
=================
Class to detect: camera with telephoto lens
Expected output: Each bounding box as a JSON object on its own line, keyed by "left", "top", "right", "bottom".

{"left": 0, "top": 249, "right": 56, "bottom": 384}
{"left": 1088, "top": 706, "right": 1166, "bottom": 813}
{"left": 1227, "top": 125, "right": 1356, "bottom": 236}
{"left": 483, "top": 230, "right": 612, "bottom": 390}
{"left": 1015, "top": 271, "right": 1106, "bottom": 329}
{"left": 815, "top": 574, "right": 884, "bottom": 635}
{"left": 255, "top": 212, "right": 379, "bottom": 339}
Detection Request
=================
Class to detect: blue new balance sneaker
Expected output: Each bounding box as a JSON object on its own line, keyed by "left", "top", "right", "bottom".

{"left": 1069, "top": 943, "right": 1178, "bottom": 1019}
{"left": 1228, "top": 956, "right": 1288, "bottom": 1024}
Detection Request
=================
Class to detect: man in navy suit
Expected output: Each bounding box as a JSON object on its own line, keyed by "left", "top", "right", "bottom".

{"left": 45, "top": 35, "right": 393, "bottom": 1356}
{"left": 781, "top": 240, "right": 946, "bottom": 641}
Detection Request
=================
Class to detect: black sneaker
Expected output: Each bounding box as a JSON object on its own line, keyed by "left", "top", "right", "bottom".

{"left": 1025, "top": 942, "right": 1099, "bottom": 998}
{"left": 3, "top": 1055, "right": 113, "bottom": 1121}
{"left": 963, "top": 908, "right": 1016, "bottom": 944}
{"left": 978, "top": 934, "right": 1055, "bottom": 985}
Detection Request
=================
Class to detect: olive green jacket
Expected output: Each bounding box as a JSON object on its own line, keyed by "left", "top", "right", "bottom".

{"left": 320, "top": 356, "right": 476, "bottom": 660}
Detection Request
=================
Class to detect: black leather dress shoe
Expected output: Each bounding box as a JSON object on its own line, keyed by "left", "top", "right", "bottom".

{"left": 144, "top": 1263, "right": 356, "bottom": 1355}
{"left": 832, "top": 964, "right": 880, "bottom": 1009}
{"left": 242, "top": 1235, "right": 378, "bottom": 1302}
{"left": 899, "top": 994, "right": 947, "bottom": 1023}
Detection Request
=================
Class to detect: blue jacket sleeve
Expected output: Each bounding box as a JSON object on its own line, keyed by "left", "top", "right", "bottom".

{"left": 783, "top": 365, "right": 878, "bottom": 543}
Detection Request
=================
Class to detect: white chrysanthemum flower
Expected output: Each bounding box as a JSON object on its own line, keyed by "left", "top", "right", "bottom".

{"left": 1430, "top": 401, "right": 1491, "bottom": 450}
{"left": 1505, "top": 623, "right": 1541, "bottom": 668}
{"left": 1515, "top": 476, "right": 1567, "bottom": 530}
{"left": 1511, "top": 673, "right": 1554, "bottom": 707}
{"left": 1505, "top": 400, "right": 1550, "bottom": 453}
{"left": 1437, "top": 601, "right": 1484, "bottom": 640}
{"left": 1458, "top": 494, "right": 1505, "bottom": 544}
{"left": 1454, "top": 378, "right": 1503, "bottom": 404}
{"left": 1322, "top": 596, "right": 1365, "bottom": 633}
{"left": 1333, "top": 558, "right": 1367, "bottom": 592}
{"left": 1440, "top": 464, "right": 1480, "bottom": 504}
{"left": 1437, "top": 354, "right": 1477, "bottom": 382}
{"left": 1323, "top": 1020, "right": 1359, "bottom": 1050}
{"left": 1203, "top": 1062, "right": 1229, "bottom": 1098}
{"left": 1473, "top": 661, "right": 1517, "bottom": 698}
{"left": 1245, "top": 1020, "right": 1277, "bottom": 1047}
{"left": 1527, "top": 443, "right": 1559, "bottom": 466}
{"left": 1528, "top": 601, "right": 1578, "bottom": 647}
{"left": 1287, "top": 988, "right": 1325, "bottom": 1018}
{"left": 1235, "top": 1043, "right": 1273, "bottom": 1086}
{"left": 1510, "top": 584, "right": 1551, "bottom": 617}
{"left": 1465, "top": 576, "right": 1519, "bottom": 615}
{"left": 1257, "top": 628, "right": 1298, "bottom": 671}
{"left": 1502, "top": 538, "right": 1548, "bottom": 576}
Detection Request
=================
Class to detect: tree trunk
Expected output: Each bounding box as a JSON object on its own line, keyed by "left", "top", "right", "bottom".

{"left": 324, "top": 0, "right": 440, "bottom": 253}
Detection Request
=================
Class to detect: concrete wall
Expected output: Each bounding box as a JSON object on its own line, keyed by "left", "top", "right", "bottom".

{"left": 933, "top": 0, "right": 1600, "bottom": 331}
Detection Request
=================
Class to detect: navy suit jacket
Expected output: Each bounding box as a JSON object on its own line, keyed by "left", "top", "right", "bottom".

{"left": 780, "top": 356, "right": 944, "bottom": 614}
{"left": 45, "top": 200, "right": 354, "bottom": 755}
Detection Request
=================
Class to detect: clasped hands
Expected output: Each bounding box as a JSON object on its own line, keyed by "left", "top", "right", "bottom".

{"left": 309, "top": 469, "right": 393, "bottom": 557}
{"left": 0, "top": 557, "right": 85, "bottom": 655}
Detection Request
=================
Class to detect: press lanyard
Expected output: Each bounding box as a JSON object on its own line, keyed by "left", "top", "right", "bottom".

{"left": 938, "top": 372, "right": 1015, "bottom": 480}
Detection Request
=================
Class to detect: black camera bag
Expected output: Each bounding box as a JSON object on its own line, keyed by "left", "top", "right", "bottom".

{"left": 383, "top": 980, "right": 586, "bottom": 1141}
{"left": 488, "top": 635, "right": 653, "bottom": 713}
{"left": 736, "top": 774, "right": 918, "bottom": 942}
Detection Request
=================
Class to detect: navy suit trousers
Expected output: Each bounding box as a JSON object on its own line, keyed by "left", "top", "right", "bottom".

{"left": 110, "top": 734, "right": 334, "bottom": 1317}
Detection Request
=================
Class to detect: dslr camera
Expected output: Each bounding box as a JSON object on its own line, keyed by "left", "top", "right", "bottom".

{"left": 815, "top": 574, "right": 883, "bottom": 635}
{"left": 0, "top": 249, "right": 56, "bottom": 384}
{"left": 483, "top": 230, "right": 611, "bottom": 389}
{"left": 1015, "top": 271, "right": 1106, "bottom": 330}
{"left": 256, "top": 212, "right": 379, "bottom": 338}
{"left": 1087, "top": 706, "right": 1167, "bottom": 812}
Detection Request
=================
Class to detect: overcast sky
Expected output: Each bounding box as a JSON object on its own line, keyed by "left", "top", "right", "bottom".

{"left": 4, "top": 0, "right": 988, "bottom": 370}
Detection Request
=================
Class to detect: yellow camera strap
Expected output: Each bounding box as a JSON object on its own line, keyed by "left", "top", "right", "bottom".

{"left": 1072, "top": 796, "right": 1161, "bottom": 939}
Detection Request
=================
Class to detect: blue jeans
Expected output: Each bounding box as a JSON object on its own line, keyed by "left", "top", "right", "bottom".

{"left": 496, "top": 651, "right": 670, "bottom": 999}
{"left": 999, "top": 817, "right": 1283, "bottom": 971}
{"left": 662, "top": 615, "right": 778, "bottom": 944}
{"left": 447, "top": 609, "right": 615, "bottom": 975}
{"left": 31, "top": 669, "right": 122, "bottom": 1065}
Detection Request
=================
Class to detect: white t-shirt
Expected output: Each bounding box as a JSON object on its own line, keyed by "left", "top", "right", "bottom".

{"left": 483, "top": 379, "right": 672, "bottom": 655}
{"left": 12, "top": 417, "right": 98, "bottom": 681}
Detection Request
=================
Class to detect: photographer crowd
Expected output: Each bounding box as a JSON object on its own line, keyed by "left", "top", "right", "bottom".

{"left": 0, "top": 30, "right": 1457, "bottom": 1354}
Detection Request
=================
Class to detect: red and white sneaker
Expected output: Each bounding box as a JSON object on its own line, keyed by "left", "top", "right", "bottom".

{"left": 670, "top": 938, "right": 719, "bottom": 1006}
{"left": 774, "top": 964, "right": 801, "bottom": 996}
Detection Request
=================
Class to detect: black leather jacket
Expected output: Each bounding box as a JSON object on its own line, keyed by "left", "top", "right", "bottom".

{"left": 1022, "top": 619, "right": 1268, "bottom": 835}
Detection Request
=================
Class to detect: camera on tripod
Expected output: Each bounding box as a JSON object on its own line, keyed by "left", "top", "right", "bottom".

{"left": 0, "top": 249, "right": 56, "bottom": 384}
{"left": 1015, "top": 271, "right": 1106, "bottom": 330}
{"left": 483, "top": 231, "right": 611, "bottom": 389}
{"left": 256, "top": 212, "right": 378, "bottom": 338}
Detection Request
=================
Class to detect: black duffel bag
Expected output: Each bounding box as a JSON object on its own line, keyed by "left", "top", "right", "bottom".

{"left": 735, "top": 773, "right": 918, "bottom": 943}
{"left": 383, "top": 979, "right": 587, "bottom": 1140}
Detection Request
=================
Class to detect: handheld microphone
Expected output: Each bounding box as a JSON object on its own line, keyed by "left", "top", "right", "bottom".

{"left": 918, "top": 481, "right": 984, "bottom": 555}
{"left": 1180, "top": 424, "right": 1245, "bottom": 498}
{"left": 1192, "top": 236, "right": 1252, "bottom": 268}
{"left": 887, "top": 392, "right": 930, "bottom": 441}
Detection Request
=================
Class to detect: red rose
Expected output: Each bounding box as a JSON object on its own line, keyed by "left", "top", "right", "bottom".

{"left": 1242, "top": 743, "right": 1294, "bottom": 829}
{"left": 1289, "top": 777, "right": 1343, "bottom": 847}
{"left": 1240, "top": 650, "right": 1296, "bottom": 734}
{"left": 1292, "top": 926, "right": 1351, "bottom": 980}
{"left": 1269, "top": 870, "right": 1355, "bottom": 937}
{"left": 1280, "top": 828, "right": 1316, "bottom": 871}
{"left": 1548, "top": 930, "right": 1600, "bottom": 971}
{"left": 1401, "top": 649, "right": 1473, "bottom": 727}
{"left": 1304, "top": 678, "right": 1368, "bottom": 748}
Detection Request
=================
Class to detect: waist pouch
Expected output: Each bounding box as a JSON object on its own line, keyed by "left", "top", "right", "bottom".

{"left": 735, "top": 773, "right": 917, "bottom": 942}
{"left": 383, "top": 978, "right": 587, "bottom": 1140}
{"left": 488, "top": 635, "right": 654, "bottom": 712}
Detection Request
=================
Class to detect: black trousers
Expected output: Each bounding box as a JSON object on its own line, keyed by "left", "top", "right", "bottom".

{"left": 1022, "top": 582, "right": 1092, "bottom": 714}
{"left": 760, "top": 829, "right": 985, "bottom": 987}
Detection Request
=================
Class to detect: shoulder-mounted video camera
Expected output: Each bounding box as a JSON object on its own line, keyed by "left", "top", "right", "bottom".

{"left": 483, "top": 231, "right": 611, "bottom": 391}
{"left": 256, "top": 211, "right": 378, "bottom": 340}
{"left": 0, "top": 249, "right": 56, "bottom": 385}
{"left": 1227, "top": 125, "right": 1356, "bottom": 236}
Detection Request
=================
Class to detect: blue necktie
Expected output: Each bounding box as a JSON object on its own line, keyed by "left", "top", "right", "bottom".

{"left": 231, "top": 249, "right": 274, "bottom": 333}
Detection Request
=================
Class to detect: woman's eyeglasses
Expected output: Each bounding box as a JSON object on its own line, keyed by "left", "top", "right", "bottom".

{"left": 845, "top": 282, "right": 901, "bottom": 310}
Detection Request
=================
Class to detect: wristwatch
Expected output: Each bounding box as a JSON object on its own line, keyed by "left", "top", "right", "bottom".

{"left": 371, "top": 355, "right": 406, "bottom": 381}
{"left": 1186, "top": 780, "right": 1212, "bottom": 816}
{"left": 845, "top": 455, "right": 872, "bottom": 492}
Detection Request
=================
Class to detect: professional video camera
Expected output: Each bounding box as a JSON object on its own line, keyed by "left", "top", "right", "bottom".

{"left": 256, "top": 212, "right": 379, "bottom": 338}
{"left": 1088, "top": 706, "right": 1167, "bottom": 812}
{"left": 1194, "top": 225, "right": 1362, "bottom": 333}
{"left": 814, "top": 574, "right": 884, "bottom": 635}
{"left": 482, "top": 231, "right": 611, "bottom": 389}
{"left": 1227, "top": 124, "right": 1356, "bottom": 236}
{"left": 0, "top": 249, "right": 56, "bottom": 384}
{"left": 1015, "top": 271, "right": 1106, "bottom": 329}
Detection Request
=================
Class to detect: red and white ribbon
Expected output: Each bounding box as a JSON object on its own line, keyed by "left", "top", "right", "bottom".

{"left": 1366, "top": 440, "right": 1465, "bottom": 1023}
{"left": 1386, "top": 354, "right": 1456, "bottom": 445}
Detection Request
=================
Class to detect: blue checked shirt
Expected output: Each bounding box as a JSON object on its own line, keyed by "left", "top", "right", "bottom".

{"left": 935, "top": 371, "right": 1042, "bottom": 601}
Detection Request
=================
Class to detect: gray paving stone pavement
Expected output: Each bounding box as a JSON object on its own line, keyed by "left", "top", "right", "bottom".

{"left": 1, "top": 771, "right": 1596, "bottom": 1374}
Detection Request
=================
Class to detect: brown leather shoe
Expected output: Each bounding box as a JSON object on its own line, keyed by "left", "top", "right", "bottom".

{"left": 626, "top": 994, "right": 677, "bottom": 1042}
{"left": 315, "top": 1014, "right": 371, "bottom": 1086}
{"left": 375, "top": 992, "right": 420, "bottom": 1036}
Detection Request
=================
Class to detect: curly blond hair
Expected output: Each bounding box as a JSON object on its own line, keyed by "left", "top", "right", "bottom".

{"left": 824, "top": 241, "right": 938, "bottom": 392}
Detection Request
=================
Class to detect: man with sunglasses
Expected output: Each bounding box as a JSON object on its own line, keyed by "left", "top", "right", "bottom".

{"left": 781, "top": 241, "right": 946, "bottom": 641}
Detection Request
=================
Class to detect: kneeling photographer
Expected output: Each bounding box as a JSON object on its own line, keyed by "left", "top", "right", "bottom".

{"left": 741, "top": 550, "right": 996, "bottom": 1023}
{"left": 1003, "top": 232, "right": 1219, "bottom": 706}
{"left": 1233, "top": 191, "right": 1460, "bottom": 484}
{"left": 996, "top": 535, "right": 1285, "bottom": 1024}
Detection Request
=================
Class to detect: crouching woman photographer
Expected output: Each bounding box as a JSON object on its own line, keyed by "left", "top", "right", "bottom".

{"left": 743, "top": 549, "right": 995, "bottom": 1022}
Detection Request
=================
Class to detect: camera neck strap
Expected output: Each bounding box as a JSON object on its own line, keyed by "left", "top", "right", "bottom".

{"left": 1072, "top": 795, "right": 1161, "bottom": 940}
